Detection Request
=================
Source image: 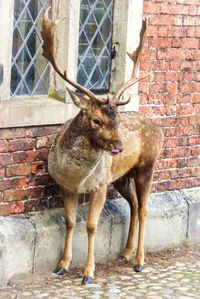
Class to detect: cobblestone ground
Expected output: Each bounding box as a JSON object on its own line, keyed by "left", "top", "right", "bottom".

{"left": 1, "top": 245, "right": 200, "bottom": 299}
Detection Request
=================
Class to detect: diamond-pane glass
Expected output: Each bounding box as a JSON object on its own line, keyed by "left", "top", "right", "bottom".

{"left": 77, "top": 0, "right": 113, "bottom": 93}
{"left": 10, "top": 0, "right": 51, "bottom": 97}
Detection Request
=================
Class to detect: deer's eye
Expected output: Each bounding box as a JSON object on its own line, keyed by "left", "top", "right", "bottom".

{"left": 92, "top": 118, "right": 102, "bottom": 127}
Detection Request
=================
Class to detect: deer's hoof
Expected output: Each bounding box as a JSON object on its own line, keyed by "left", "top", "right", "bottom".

{"left": 53, "top": 267, "right": 67, "bottom": 276}
{"left": 82, "top": 276, "right": 93, "bottom": 285}
{"left": 118, "top": 255, "right": 128, "bottom": 262}
{"left": 134, "top": 264, "right": 144, "bottom": 272}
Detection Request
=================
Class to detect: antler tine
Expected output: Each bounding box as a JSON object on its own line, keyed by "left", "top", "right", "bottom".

{"left": 41, "top": 7, "right": 107, "bottom": 105}
{"left": 113, "top": 18, "right": 150, "bottom": 106}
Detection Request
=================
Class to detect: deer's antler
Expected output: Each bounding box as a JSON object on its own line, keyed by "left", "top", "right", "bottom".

{"left": 113, "top": 18, "right": 150, "bottom": 106}
{"left": 41, "top": 7, "right": 108, "bottom": 105}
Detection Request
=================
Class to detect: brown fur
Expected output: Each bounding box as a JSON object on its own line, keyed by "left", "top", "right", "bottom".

{"left": 48, "top": 97, "right": 164, "bottom": 281}
{"left": 41, "top": 10, "right": 163, "bottom": 283}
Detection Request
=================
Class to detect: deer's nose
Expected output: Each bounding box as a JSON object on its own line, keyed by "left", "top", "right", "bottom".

{"left": 111, "top": 140, "right": 123, "bottom": 155}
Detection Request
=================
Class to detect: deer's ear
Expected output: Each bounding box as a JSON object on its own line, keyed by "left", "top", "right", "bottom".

{"left": 67, "top": 88, "right": 89, "bottom": 109}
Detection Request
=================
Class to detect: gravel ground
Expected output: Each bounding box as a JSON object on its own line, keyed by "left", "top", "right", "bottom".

{"left": 0, "top": 244, "right": 200, "bottom": 298}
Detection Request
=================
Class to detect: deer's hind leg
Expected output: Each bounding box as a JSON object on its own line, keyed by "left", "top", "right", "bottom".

{"left": 114, "top": 175, "right": 138, "bottom": 261}
{"left": 54, "top": 189, "right": 78, "bottom": 275}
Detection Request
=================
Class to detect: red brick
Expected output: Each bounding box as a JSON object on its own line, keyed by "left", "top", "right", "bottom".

{"left": 165, "top": 72, "right": 179, "bottom": 82}
{"left": 3, "top": 187, "right": 44, "bottom": 202}
{"left": 178, "top": 83, "right": 196, "bottom": 93}
{"left": 186, "top": 28, "right": 197, "bottom": 38}
{"left": 183, "top": 16, "right": 199, "bottom": 26}
{"left": 31, "top": 162, "right": 47, "bottom": 175}
{"left": 171, "top": 38, "right": 181, "bottom": 48}
{"left": 150, "top": 37, "right": 172, "bottom": 48}
{"left": 187, "top": 157, "right": 200, "bottom": 167}
{"left": 177, "top": 104, "right": 194, "bottom": 115}
{"left": 191, "top": 167, "right": 200, "bottom": 177}
{"left": 187, "top": 136, "right": 200, "bottom": 145}
{"left": 0, "top": 153, "right": 14, "bottom": 166}
{"left": 0, "top": 203, "right": 10, "bottom": 216}
{"left": 13, "top": 148, "right": 49, "bottom": 164}
{"left": 160, "top": 3, "right": 188, "bottom": 15}
{"left": 143, "top": 2, "right": 160, "bottom": 14}
{"left": 179, "top": 126, "right": 194, "bottom": 136}
{"left": 149, "top": 83, "right": 167, "bottom": 94}
{"left": 193, "top": 72, "right": 200, "bottom": 82}
{"left": 0, "top": 166, "right": 5, "bottom": 178}
{"left": 8, "top": 138, "right": 35, "bottom": 152}
{"left": 194, "top": 104, "right": 200, "bottom": 114}
{"left": 191, "top": 94, "right": 200, "bottom": 104}
{"left": 0, "top": 140, "right": 8, "bottom": 152}
{"left": 169, "top": 61, "right": 180, "bottom": 71}
{"left": 189, "top": 115, "right": 200, "bottom": 125}
{"left": 154, "top": 72, "right": 165, "bottom": 82}
{"left": 149, "top": 15, "right": 175, "bottom": 26}
{"left": 179, "top": 72, "right": 193, "bottom": 82}
{"left": 157, "top": 159, "right": 178, "bottom": 170}
{"left": 177, "top": 94, "right": 191, "bottom": 104}
{"left": 166, "top": 83, "right": 177, "bottom": 93}
{"left": 164, "top": 138, "right": 180, "bottom": 148}
{"left": 0, "top": 177, "right": 29, "bottom": 192}
{"left": 181, "top": 38, "right": 199, "bottom": 49}
{"left": 158, "top": 26, "right": 168, "bottom": 37}
{"left": 148, "top": 26, "right": 158, "bottom": 37}
{"left": 6, "top": 164, "right": 31, "bottom": 177}
{"left": 9, "top": 201, "right": 25, "bottom": 214}
{"left": 168, "top": 26, "right": 186, "bottom": 37}
{"left": 0, "top": 128, "right": 26, "bottom": 140}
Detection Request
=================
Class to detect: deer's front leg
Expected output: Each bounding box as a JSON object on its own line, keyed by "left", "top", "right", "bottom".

{"left": 82, "top": 186, "right": 107, "bottom": 285}
{"left": 134, "top": 164, "right": 155, "bottom": 272}
{"left": 54, "top": 189, "right": 78, "bottom": 275}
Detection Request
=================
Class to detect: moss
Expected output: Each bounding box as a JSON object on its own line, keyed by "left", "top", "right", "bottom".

{"left": 48, "top": 86, "right": 66, "bottom": 103}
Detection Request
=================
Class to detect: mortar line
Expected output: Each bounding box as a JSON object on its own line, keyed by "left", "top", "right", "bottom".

{"left": 26, "top": 216, "right": 38, "bottom": 274}
{"left": 179, "top": 190, "right": 190, "bottom": 241}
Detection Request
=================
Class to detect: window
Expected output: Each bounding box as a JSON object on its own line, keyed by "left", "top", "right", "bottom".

{"left": 11, "top": 0, "right": 51, "bottom": 96}
{"left": 77, "top": 0, "right": 114, "bottom": 93}
{"left": 0, "top": 0, "right": 144, "bottom": 128}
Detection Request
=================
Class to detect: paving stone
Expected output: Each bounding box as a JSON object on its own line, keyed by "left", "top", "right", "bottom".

{"left": 1, "top": 259, "right": 200, "bottom": 299}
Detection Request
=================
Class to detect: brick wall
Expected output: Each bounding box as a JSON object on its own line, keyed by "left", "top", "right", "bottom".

{"left": 139, "top": 0, "right": 200, "bottom": 191}
{"left": 0, "top": 126, "right": 61, "bottom": 216}
{"left": 0, "top": 0, "right": 199, "bottom": 216}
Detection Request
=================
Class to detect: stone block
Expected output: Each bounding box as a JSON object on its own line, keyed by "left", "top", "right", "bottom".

{"left": 28, "top": 209, "right": 66, "bottom": 273}
{"left": 182, "top": 187, "right": 200, "bottom": 243}
{"left": 145, "top": 191, "right": 188, "bottom": 251}
{"left": 0, "top": 216, "right": 35, "bottom": 287}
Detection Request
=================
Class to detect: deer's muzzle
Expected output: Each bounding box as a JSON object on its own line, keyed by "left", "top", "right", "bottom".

{"left": 110, "top": 140, "right": 123, "bottom": 155}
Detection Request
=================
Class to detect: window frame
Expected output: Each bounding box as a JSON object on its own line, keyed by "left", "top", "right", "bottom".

{"left": 0, "top": 0, "right": 144, "bottom": 128}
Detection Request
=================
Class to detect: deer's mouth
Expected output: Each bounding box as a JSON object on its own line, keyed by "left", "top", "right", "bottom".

{"left": 110, "top": 141, "right": 123, "bottom": 156}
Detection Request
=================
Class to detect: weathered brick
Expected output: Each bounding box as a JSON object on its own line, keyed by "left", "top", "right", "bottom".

{"left": 0, "top": 140, "right": 8, "bottom": 152}
{"left": 3, "top": 187, "right": 44, "bottom": 202}
{"left": 0, "top": 177, "right": 29, "bottom": 192}
{"left": 9, "top": 201, "right": 25, "bottom": 214}
{"left": 0, "top": 166, "right": 5, "bottom": 178}
{"left": 8, "top": 138, "right": 35, "bottom": 152}
{"left": 31, "top": 162, "right": 47, "bottom": 175}
{"left": 0, "top": 203, "right": 10, "bottom": 216}
{"left": 0, "top": 153, "right": 14, "bottom": 166}
{"left": 5, "top": 164, "right": 31, "bottom": 177}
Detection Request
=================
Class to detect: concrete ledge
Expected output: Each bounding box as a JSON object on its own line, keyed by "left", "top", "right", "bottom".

{"left": 0, "top": 187, "right": 199, "bottom": 287}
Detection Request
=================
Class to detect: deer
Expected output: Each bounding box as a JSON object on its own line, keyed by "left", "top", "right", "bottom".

{"left": 41, "top": 8, "right": 164, "bottom": 285}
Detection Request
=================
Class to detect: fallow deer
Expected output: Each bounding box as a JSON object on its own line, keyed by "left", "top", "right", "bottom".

{"left": 41, "top": 8, "right": 163, "bottom": 285}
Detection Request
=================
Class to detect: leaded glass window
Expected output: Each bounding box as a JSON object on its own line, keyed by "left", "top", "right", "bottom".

{"left": 77, "top": 0, "right": 114, "bottom": 93}
{"left": 10, "top": 0, "right": 51, "bottom": 97}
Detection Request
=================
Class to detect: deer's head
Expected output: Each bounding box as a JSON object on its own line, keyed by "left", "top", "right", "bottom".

{"left": 41, "top": 8, "right": 148, "bottom": 156}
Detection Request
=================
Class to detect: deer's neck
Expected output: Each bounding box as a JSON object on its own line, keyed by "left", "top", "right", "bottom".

{"left": 58, "top": 112, "right": 103, "bottom": 169}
